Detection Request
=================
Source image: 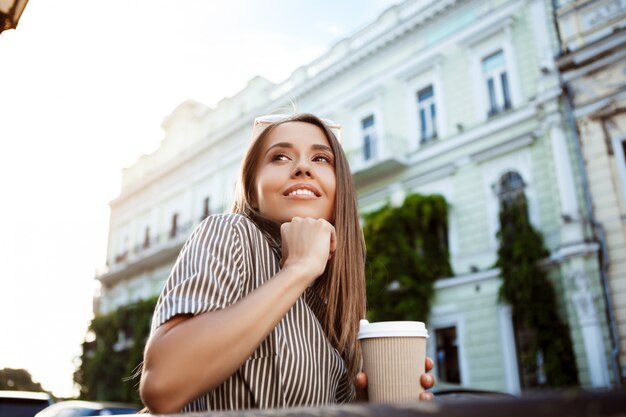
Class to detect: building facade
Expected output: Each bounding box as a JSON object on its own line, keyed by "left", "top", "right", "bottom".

{"left": 95, "top": 0, "right": 620, "bottom": 392}
{"left": 554, "top": 0, "right": 626, "bottom": 384}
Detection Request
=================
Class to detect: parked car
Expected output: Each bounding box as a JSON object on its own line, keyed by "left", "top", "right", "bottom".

{"left": 0, "top": 390, "right": 54, "bottom": 417}
{"left": 35, "top": 400, "right": 139, "bottom": 417}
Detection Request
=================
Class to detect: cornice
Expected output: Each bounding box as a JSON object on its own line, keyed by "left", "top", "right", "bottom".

{"left": 470, "top": 131, "right": 537, "bottom": 164}
{"left": 110, "top": 105, "right": 265, "bottom": 207}
{"left": 271, "top": 0, "right": 461, "bottom": 102}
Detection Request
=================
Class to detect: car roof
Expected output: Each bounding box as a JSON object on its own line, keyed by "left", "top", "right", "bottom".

{"left": 0, "top": 390, "right": 52, "bottom": 401}
{"left": 37, "top": 400, "right": 138, "bottom": 411}
{"left": 35, "top": 401, "right": 138, "bottom": 417}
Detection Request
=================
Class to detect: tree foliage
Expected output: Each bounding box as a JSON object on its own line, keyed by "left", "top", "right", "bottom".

{"left": 0, "top": 368, "right": 46, "bottom": 392}
{"left": 363, "top": 193, "right": 452, "bottom": 321}
{"left": 74, "top": 297, "right": 157, "bottom": 404}
{"left": 496, "top": 197, "right": 578, "bottom": 387}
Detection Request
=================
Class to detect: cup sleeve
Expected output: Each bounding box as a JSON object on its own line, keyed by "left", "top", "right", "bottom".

{"left": 151, "top": 215, "right": 245, "bottom": 331}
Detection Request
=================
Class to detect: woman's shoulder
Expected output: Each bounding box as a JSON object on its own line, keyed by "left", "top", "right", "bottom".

{"left": 200, "top": 213, "right": 263, "bottom": 236}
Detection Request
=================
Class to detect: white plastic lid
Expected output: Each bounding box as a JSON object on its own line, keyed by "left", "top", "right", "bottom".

{"left": 358, "top": 319, "right": 429, "bottom": 339}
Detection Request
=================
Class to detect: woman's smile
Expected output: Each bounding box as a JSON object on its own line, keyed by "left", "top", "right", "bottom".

{"left": 283, "top": 183, "right": 321, "bottom": 198}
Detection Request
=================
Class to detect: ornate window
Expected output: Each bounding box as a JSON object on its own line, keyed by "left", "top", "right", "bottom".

{"left": 496, "top": 171, "right": 526, "bottom": 207}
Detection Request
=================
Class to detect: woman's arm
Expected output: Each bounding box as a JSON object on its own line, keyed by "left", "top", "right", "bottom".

{"left": 140, "top": 217, "right": 335, "bottom": 414}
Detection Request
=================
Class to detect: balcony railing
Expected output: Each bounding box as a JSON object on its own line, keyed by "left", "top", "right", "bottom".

{"left": 98, "top": 221, "right": 196, "bottom": 286}
{"left": 346, "top": 133, "right": 410, "bottom": 186}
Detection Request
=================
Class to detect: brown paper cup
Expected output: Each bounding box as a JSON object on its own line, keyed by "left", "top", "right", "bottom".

{"left": 358, "top": 320, "right": 429, "bottom": 403}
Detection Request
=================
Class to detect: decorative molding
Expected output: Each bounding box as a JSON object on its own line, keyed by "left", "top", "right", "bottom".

{"left": 569, "top": 269, "right": 612, "bottom": 387}
{"left": 573, "top": 89, "right": 626, "bottom": 119}
{"left": 344, "top": 86, "right": 386, "bottom": 110}
{"left": 434, "top": 268, "right": 500, "bottom": 290}
{"left": 410, "top": 105, "right": 537, "bottom": 165}
{"left": 395, "top": 53, "right": 444, "bottom": 81}
{"left": 543, "top": 242, "right": 600, "bottom": 266}
{"left": 470, "top": 131, "right": 537, "bottom": 164}
{"left": 402, "top": 163, "right": 457, "bottom": 190}
{"left": 561, "top": 44, "right": 626, "bottom": 83}
{"left": 459, "top": 16, "right": 515, "bottom": 48}
{"left": 273, "top": 0, "right": 462, "bottom": 102}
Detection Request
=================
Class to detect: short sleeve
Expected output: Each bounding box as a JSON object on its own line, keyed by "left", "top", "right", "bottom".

{"left": 151, "top": 215, "right": 245, "bottom": 331}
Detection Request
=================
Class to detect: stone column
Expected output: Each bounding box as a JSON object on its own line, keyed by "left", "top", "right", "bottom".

{"left": 548, "top": 116, "right": 584, "bottom": 243}
{"left": 570, "top": 269, "right": 611, "bottom": 387}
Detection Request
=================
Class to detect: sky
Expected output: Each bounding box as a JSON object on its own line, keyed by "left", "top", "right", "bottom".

{"left": 0, "top": 0, "right": 402, "bottom": 399}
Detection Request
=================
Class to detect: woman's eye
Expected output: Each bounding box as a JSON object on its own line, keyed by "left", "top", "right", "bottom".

{"left": 272, "top": 153, "right": 289, "bottom": 161}
{"left": 313, "top": 154, "right": 332, "bottom": 163}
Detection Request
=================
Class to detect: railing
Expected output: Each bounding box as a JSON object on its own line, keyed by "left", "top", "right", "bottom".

{"left": 346, "top": 134, "right": 410, "bottom": 182}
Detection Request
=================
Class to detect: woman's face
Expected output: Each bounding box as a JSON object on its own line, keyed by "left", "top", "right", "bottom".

{"left": 254, "top": 121, "right": 336, "bottom": 224}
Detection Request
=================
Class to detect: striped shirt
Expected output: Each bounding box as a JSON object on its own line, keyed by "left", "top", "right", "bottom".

{"left": 151, "top": 213, "right": 356, "bottom": 412}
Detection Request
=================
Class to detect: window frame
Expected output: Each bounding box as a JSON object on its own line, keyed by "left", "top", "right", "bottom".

{"left": 482, "top": 50, "right": 512, "bottom": 117}
{"left": 404, "top": 60, "right": 447, "bottom": 151}
{"left": 427, "top": 313, "right": 470, "bottom": 386}
{"left": 361, "top": 114, "right": 378, "bottom": 161}
{"left": 351, "top": 105, "right": 384, "bottom": 166}
{"left": 481, "top": 151, "right": 540, "bottom": 255}
{"left": 467, "top": 25, "right": 521, "bottom": 123}
{"left": 417, "top": 84, "right": 438, "bottom": 144}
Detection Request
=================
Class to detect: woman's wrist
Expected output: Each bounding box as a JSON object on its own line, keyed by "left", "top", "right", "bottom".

{"left": 280, "top": 261, "right": 319, "bottom": 289}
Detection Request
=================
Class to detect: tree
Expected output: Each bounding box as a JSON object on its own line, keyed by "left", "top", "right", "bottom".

{"left": 74, "top": 297, "right": 157, "bottom": 404}
{"left": 363, "top": 193, "right": 452, "bottom": 321}
{"left": 496, "top": 194, "right": 578, "bottom": 387}
{"left": 0, "top": 368, "right": 45, "bottom": 392}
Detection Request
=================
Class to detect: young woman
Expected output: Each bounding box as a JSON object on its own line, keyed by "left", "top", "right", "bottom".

{"left": 139, "top": 113, "right": 435, "bottom": 413}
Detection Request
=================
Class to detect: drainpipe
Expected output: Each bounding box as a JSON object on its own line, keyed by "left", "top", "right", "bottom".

{"left": 551, "top": 0, "right": 622, "bottom": 388}
{"left": 561, "top": 84, "right": 622, "bottom": 388}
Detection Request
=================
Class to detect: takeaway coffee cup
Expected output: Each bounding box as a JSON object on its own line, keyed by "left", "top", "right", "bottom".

{"left": 358, "top": 319, "right": 429, "bottom": 403}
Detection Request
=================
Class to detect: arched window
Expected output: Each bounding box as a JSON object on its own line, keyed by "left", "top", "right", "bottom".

{"left": 496, "top": 171, "right": 526, "bottom": 207}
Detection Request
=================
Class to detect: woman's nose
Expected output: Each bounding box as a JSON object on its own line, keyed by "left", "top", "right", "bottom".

{"left": 292, "top": 159, "right": 312, "bottom": 177}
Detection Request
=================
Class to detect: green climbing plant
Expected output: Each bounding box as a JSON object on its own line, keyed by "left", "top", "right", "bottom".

{"left": 363, "top": 193, "right": 452, "bottom": 321}
{"left": 74, "top": 296, "right": 157, "bottom": 403}
{"left": 496, "top": 196, "right": 578, "bottom": 387}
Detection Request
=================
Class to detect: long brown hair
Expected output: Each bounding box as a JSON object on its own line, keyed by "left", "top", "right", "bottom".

{"left": 231, "top": 113, "right": 366, "bottom": 380}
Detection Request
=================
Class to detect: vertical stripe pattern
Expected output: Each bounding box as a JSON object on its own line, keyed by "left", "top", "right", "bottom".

{"left": 360, "top": 337, "right": 425, "bottom": 403}
{"left": 150, "top": 214, "right": 356, "bottom": 411}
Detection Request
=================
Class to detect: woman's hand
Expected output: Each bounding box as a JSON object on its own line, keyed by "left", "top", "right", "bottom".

{"left": 355, "top": 356, "right": 436, "bottom": 401}
{"left": 280, "top": 217, "right": 336, "bottom": 282}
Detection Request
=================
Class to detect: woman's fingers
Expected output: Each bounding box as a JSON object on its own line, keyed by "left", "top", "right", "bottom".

{"left": 355, "top": 372, "right": 367, "bottom": 389}
{"left": 355, "top": 372, "right": 368, "bottom": 402}
{"left": 280, "top": 217, "right": 335, "bottom": 278}
{"left": 420, "top": 373, "right": 435, "bottom": 389}
{"left": 328, "top": 226, "right": 337, "bottom": 260}
{"left": 419, "top": 392, "right": 434, "bottom": 401}
{"left": 425, "top": 357, "right": 434, "bottom": 372}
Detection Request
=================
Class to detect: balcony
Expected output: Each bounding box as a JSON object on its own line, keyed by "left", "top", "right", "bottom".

{"left": 97, "top": 221, "right": 194, "bottom": 287}
{"left": 346, "top": 133, "right": 410, "bottom": 187}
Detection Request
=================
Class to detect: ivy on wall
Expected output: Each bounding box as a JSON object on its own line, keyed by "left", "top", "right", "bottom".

{"left": 74, "top": 296, "right": 157, "bottom": 404}
{"left": 496, "top": 197, "right": 579, "bottom": 387}
{"left": 363, "top": 193, "right": 452, "bottom": 321}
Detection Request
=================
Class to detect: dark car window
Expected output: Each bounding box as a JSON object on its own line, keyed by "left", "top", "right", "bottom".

{"left": 0, "top": 398, "right": 51, "bottom": 417}
{"left": 104, "top": 409, "right": 137, "bottom": 415}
